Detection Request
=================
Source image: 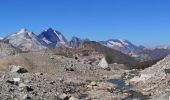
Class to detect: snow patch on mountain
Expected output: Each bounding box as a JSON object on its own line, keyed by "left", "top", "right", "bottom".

{"left": 99, "top": 39, "right": 144, "bottom": 55}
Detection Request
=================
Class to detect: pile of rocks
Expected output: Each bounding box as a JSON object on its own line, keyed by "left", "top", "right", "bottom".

{"left": 130, "top": 55, "right": 170, "bottom": 99}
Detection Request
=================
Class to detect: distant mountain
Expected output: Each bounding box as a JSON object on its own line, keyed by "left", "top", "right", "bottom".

{"left": 38, "top": 28, "right": 68, "bottom": 48}
{"left": 1, "top": 28, "right": 170, "bottom": 62}
{"left": 153, "top": 45, "right": 170, "bottom": 50}
{"left": 3, "top": 28, "right": 46, "bottom": 51}
{"left": 68, "top": 37, "right": 90, "bottom": 48}
{"left": 99, "top": 39, "right": 145, "bottom": 55}
{"left": 99, "top": 39, "right": 170, "bottom": 61}
{"left": 69, "top": 37, "right": 83, "bottom": 48}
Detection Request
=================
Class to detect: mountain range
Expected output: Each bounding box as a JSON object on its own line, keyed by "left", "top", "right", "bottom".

{"left": 1, "top": 28, "right": 170, "bottom": 61}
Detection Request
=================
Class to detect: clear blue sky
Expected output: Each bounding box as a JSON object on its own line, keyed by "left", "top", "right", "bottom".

{"left": 0, "top": 0, "right": 170, "bottom": 47}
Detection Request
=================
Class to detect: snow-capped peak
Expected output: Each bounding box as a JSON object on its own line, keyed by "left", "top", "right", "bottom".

{"left": 103, "top": 39, "right": 131, "bottom": 47}
{"left": 19, "top": 28, "right": 27, "bottom": 32}
{"left": 15, "top": 28, "right": 29, "bottom": 35}
{"left": 118, "top": 39, "right": 130, "bottom": 46}
{"left": 4, "top": 28, "right": 46, "bottom": 51}
{"left": 99, "top": 39, "right": 144, "bottom": 55}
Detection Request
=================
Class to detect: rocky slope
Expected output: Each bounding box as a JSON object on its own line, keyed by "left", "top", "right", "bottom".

{"left": 130, "top": 55, "right": 170, "bottom": 100}
{"left": 134, "top": 48, "right": 170, "bottom": 61}
{"left": 0, "top": 42, "right": 19, "bottom": 58}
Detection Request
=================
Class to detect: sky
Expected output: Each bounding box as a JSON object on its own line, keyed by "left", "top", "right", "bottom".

{"left": 0, "top": 0, "right": 170, "bottom": 47}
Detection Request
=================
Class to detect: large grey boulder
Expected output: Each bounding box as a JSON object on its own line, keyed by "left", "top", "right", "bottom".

{"left": 98, "top": 58, "right": 110, "bottom": 70}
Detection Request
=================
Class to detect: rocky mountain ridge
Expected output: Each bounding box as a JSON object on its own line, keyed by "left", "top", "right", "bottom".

{"left": 1, "top": 28, "right": 170, "bottom": 61}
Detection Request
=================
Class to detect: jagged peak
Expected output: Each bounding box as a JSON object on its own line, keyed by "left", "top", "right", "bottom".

{"left": 15, "top": 28, "right": 31, "bottom": 35}
{"left": 42, "top": 28, "right": 62, "bottom": 35}
{"left": 19, "top": 28, "right": 28, "bottom": 32}
{"left": 71, "top": 36, "right": 81, "bottom": 40}
{"left": 47, "top": 27, "right": 54, "bottom": 31}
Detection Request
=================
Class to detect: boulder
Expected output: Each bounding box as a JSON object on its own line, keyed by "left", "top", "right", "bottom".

{"left": 9, "top": 65, "right": 28, "bottom": 73}
{"left": 60, "top": 93, "right": 70, "bottom": 100}
{"left": 13, "top": 78, "right": 20, "bottom": 82}
{"left": 98, "top": 58, "right": 109, "bottom": 69}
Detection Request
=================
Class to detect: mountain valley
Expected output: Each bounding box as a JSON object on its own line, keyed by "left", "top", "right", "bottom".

{"left": 0, "top": 28, "right": 169, "bottom": 100}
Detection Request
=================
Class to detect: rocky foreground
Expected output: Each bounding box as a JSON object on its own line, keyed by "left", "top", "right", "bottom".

{"left": 0, "top": 52, "right": 148, "bottom": 100}
{"left": 0, "top": 67, "right": 147, "bottom": 100}
{"left": 0, "top": 53, "right": 170, "bottom": 100}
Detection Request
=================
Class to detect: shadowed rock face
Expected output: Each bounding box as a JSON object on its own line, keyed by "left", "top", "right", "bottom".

{"left": 38, "top": 28, "right": 68, "bottom": 48}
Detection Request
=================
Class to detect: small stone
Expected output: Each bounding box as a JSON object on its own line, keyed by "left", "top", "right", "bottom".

{"left": 60, "top": 93, "right": 70, "bottom": 100}
{"left": 50, "top": 56, "right": 55, "bottom": 59}
{"left": 23, "top": 94, "right": 31, "bottom": 100}
{"left": 19, "top": 83, "right": 26, "bottom": 88}
{"left": 87, "top": 81, "right": 98, "bottom": 88}
{"left": 35, "top": 72, "right": 43, "bottom": 76}
{"left": 26, "top": 86, "right": 34, "bottom": 92}
{"left": 65, "top": 64, "right": 75, "bottom": 71}
{"left": 69, "top": 96, "right": 79, "bottom": 100}
{"left": 142, "top": 92, "right": 151, "bottom": 96}
{"left": 90, "top": 81, "right": 98, "bottom": 86}
{"left": 104, "top": 67, "right": 111, "bottom": 71}
{"left": 13, "top": 78, "right": 20, "bottom": 82}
